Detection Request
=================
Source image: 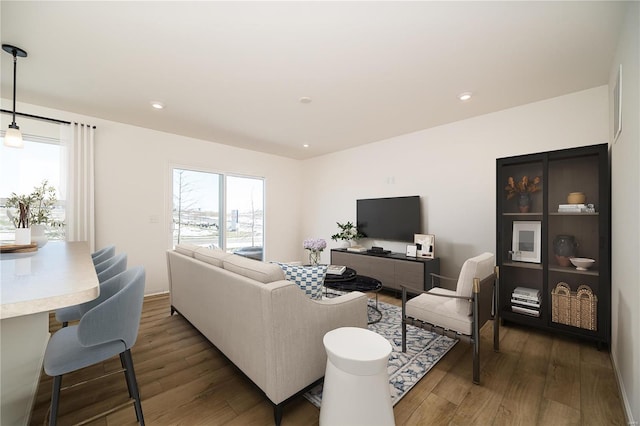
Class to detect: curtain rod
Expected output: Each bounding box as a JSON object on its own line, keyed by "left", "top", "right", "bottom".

{"left": 1, "top": 108, "right": 71, "bottom": 125}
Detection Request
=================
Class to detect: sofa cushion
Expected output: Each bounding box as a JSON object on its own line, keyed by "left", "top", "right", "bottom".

{"left": 276, "top": 263, "right": 328, "bottom": 300}
{"left": 223, "top": 254, "right": 285, "bottom": 283}
{"left": 194, "top": 247, "right": 231, "bottom": 267}
{"left": 174, "top": 243, "right": 201, "bottom": 257}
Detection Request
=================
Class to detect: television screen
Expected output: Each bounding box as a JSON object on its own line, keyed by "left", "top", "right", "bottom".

{"left": 356, "top": 196, "right": 421, "bottom": 242}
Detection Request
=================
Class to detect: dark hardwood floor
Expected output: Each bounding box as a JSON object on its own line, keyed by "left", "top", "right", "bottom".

{"left": 30, "top": 291, "right": 627, "bottom": 425}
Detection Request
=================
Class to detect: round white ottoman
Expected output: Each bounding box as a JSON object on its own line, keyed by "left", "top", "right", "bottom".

{"left": 319, "top": 327, "right": 395, "bottom": 426}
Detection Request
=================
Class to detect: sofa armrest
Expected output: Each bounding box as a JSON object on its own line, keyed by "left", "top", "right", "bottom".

{"left": 316, "top": 290, "right": 368, "bottom": 307}
{"left": 260, "top": 282, "right": 368, "bottom": 404}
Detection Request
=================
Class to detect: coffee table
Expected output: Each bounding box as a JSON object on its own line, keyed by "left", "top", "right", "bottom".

{"left": 324, "top": 268, "right": 383, "bottom": 324}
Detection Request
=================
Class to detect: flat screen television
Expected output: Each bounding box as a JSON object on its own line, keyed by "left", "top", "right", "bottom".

{"left": 356, "top": 196, "right": 421, "bottom": 242}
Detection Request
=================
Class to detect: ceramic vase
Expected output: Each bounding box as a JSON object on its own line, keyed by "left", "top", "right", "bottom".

{"left": 518, "top": 193, "right": 531, "bottom": 213}
{"left": 31, "top": 224, "right": 48, "bottom": 247}
{"left": 553, "top": 235, "right": 577, "bottom": 267}
{"left": 15, "top": 227, "right": 31, "bottom": 245}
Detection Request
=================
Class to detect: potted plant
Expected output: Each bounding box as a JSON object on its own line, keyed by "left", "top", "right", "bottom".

{"left": 6, "top": 180, "right": 57, "bottom": 246}
{"left": 8, "top": 197, "right": 32, "bottom": 244}
{"left": 504, "top": 175, "right": 541, "bottom": 213}
{"left": 331, "top": 221, "right": 364, "bottom": 247}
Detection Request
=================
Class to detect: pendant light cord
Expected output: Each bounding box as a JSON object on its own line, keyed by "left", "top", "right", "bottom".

{"left": 11, "top": 50, "right": 17, "bottom": 128}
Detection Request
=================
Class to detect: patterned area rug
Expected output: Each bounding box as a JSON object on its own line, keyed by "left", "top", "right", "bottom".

{"left": 304, "top": 300, "right": 458, "bottom": 407}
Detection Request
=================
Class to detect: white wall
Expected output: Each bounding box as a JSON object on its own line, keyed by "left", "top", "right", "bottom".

{"left": 609, "top": 2, "right": 640, "bottom": 424}
{"left": 302, "top": 87, "right": 609, "bottom": 277}
{"left": 1, "top": 101, "right": 304, "bottom": 295}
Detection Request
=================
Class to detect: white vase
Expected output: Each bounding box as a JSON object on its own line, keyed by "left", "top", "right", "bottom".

{"left": 15, "top": 228, "right": 32, "bottom": 245}
{"left": 31, "top": 224, "right": 48, "bottom": 247}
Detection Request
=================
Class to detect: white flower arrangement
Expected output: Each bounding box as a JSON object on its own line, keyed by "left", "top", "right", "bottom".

{"left": 303, "top": 238, "right": 327, "bottom": 252}
{"left": 303, "top": 238, "right": 327, "bottom": 265}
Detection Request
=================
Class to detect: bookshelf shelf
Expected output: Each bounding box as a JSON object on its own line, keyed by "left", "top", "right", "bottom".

{"left": 502, "top": 262, "right": 543, "bottom": 270}
{"left": 549, "top": 212, "right": 599, "bottom": 216}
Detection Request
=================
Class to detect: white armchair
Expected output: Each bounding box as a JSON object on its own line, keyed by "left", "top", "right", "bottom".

{"left": 401, "top": 252, "right": 499, "bottom": 384}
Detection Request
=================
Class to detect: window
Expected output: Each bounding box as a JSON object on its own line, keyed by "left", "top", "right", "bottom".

{"left": 225, "top": 175, "right": 264, "bottom": 259}
{"left": 172, "top": 169, "right": 222, "bottom": 248}
{"left": 0, "top": 136, "right": 65, "bottom": 241}
{"left": 172, "top": 168, "right": 264, "bottom": 259}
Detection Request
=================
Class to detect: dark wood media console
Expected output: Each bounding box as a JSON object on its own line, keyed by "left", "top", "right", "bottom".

{"left": 330, "top": 248, "right": 440, "bottom": 294}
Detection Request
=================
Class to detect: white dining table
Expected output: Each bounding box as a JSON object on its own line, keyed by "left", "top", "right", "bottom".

{"left": 1, "top": 241, "right": 100, "bottom": 426}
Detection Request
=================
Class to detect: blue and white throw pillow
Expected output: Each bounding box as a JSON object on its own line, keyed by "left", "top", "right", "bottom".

{"left": 276, "top": 263, "right": 327, "bottom": 300}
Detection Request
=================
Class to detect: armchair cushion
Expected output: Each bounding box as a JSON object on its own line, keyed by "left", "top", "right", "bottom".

{"left": 455, "top": 252, "right": 495, "bottom": 315}
{"left": 406, "top": 287, "right": 472, "bottom": 335}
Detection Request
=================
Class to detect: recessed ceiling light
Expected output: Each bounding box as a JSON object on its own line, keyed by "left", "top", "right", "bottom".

{"left": 303, "top": 144, "right": 310, "bottom": 148}
{"left": 299, "top": 97, "right": 312, "bottom": 104}
{"left": 458, "top": 92, "right": 472, "bottom": 101}
{"left": 151, "top": 101, "right": 165, "bottom": 109}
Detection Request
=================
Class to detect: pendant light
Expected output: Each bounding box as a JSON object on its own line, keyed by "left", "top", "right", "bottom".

{"left": 2, "top": 44, "right": 28, "bottom": 148}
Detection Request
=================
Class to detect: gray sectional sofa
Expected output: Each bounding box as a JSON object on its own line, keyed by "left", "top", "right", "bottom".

{"left": 166, "top": 244, "right": 368, "bottom": 425}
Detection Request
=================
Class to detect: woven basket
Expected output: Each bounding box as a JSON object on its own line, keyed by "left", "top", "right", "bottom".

{"left": 551, "top": 282, "right": 572, "bottom": 326}
{"left": 574, "top": 285, "right": 597, "bottom": 331}
{"left": 551, "top": 282, "right": 597, "bottom": 331}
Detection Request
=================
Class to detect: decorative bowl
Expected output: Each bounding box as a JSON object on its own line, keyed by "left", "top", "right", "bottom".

{"left": 569, "top": 257, "right": 595, "bottom": 270}
{"left": 567, "top": 192, "right": 586, "bottom": 204}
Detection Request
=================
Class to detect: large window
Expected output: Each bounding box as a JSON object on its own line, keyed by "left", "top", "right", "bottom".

{"left": 0, "top": 136, "right": 65, "bottom": 241}
{"left": 172, "top": 168, "right": 264, "bottom": 260}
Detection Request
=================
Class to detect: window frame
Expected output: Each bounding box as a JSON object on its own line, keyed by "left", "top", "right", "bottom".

{"left": 168, "top": 163, "right": 266, "bottom": 258}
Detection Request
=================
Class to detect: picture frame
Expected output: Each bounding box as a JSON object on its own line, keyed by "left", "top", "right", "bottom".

{"left": 511, "top": 221, "right": 541, "bottom": 263}
{"left": 414, "top": 234, "right": 435, "bottom": 259}
{"left": 405, "top": 244, "right": 417, "bottom": 257}
{"left": 613, "top": 64, "right": 622, "bottom": 143}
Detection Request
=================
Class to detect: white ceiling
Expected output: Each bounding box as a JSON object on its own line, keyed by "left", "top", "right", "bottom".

{"left": 0, "top": 1, "right": 628, "bottom": 159}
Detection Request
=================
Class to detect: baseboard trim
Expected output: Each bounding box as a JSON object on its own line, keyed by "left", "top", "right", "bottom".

{"left": 143, "top": 290, "right": 170, "bottom": 300}
{"left": 610, "top": 351, "right": 638, "bottom": 425}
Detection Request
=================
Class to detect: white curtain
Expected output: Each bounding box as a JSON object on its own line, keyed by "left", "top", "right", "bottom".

{"left": 61, "top": 123, "right": 95, "bottom": 251}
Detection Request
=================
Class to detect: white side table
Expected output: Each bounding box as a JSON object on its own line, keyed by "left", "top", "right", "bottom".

{"left": 319, "top": 327, "right": 395, "bottom": 426}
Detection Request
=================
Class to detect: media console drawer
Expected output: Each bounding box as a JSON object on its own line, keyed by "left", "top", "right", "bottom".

{"left": 330, "top": 249, "right": 440, "bottom": 293}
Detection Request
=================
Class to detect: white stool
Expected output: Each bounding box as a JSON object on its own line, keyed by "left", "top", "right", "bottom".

{"left": 319, "top": 327, "right": 395, "bottom": 426}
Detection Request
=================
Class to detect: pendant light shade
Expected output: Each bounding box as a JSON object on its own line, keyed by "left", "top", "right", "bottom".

{"left": 2, "top": 44, "right": 28, "bottom": 148}
{"left": 4, "top": 126, "right": 23, "bottom": 147}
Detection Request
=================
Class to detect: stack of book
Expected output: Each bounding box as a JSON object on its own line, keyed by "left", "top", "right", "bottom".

{"left": 346, "top": 245, "right": 367, "bottom": 253}
{"left": 558, "top": 204, "right": 589, "bottom": 213}
{"left": 326, "top": 265, "right": 346, "bottom": 275}
{"left": 511, "top": 286, "right": 541, "bottom": 317}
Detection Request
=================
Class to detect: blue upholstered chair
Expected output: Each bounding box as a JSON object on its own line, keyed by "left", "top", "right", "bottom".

{"left": 44, "top": 266, "right": 146, "bottom": 425}
{"left": 91, "top": 245, "right": 115, "bottom": 266}
{"left": 95, "top": 253, "right": 128, "bottom": 282}
{"left": 56, "top": 253, "right": 128, "bottom": 327}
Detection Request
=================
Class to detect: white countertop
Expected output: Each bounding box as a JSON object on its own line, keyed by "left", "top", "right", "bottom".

{"left": 0, "top": 241, "right": 100, "bottom": 319}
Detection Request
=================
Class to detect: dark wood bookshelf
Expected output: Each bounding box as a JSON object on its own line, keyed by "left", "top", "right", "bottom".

{"left": 496, "top": 144, "right": 610, "bottom": 347}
